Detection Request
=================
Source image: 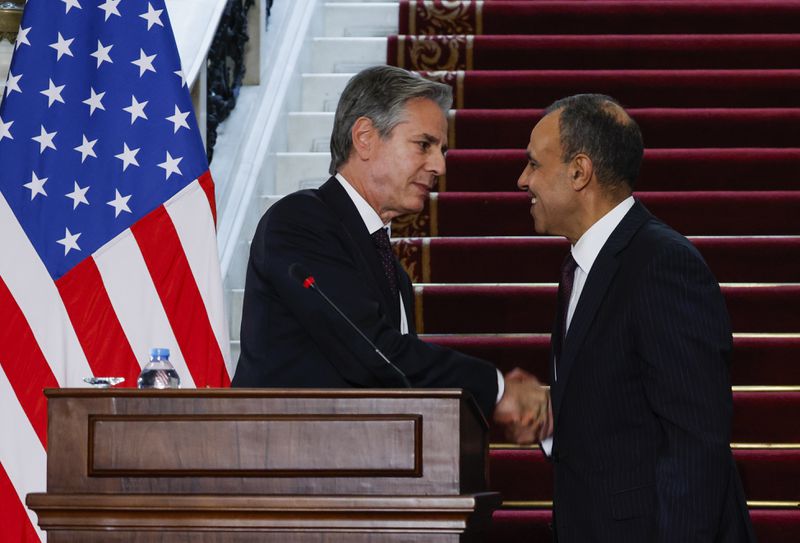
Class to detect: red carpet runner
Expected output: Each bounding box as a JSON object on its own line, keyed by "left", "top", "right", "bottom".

{"left": 388, "top": 1, "right": 800, "bottom": 540}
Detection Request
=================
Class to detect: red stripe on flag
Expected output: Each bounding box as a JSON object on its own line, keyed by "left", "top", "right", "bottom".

{"left": 0, "top": 277, "right": 58, "bottom": 448}
{"left": 198, "top": 171, "right": 217, "bottom": 226}
{"left": 55, "top": 257, "right": 141, "bottom": 387}
{"left": 131, "top": 206, "right": 230, "bottom": 387}
{"left": 0, "top": 462, "right": 41, "bottom": 543}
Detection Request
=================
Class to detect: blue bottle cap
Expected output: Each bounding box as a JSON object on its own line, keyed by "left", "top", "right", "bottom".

{"left": 149, "top": 347, "right": 170, "bottom": 358}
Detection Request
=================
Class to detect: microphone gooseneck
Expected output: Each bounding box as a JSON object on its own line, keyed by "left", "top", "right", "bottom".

{"left": 288, "top": 263, "right": 412, "bottom": 388}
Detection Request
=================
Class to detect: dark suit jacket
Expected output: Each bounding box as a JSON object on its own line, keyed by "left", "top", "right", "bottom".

{"left": 232, "top": 177, "right": 498, "bottom": 417}
{"left": 550, "top": 201, "right": 755, "bottom": 542}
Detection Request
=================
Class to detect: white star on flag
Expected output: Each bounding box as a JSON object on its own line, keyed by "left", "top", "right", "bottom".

{"left": 98, "top": 0, "right": 121, "bottom": 21}
{"left": 90, "top": 40, "right": 113, "bottom": 68}
{"left": 107, "top": 189, "right": 132, "bottom": 217}
{"left": 140, "top": 3, "right": 164, "bottom": 30}
{"left": 65, "top": 181, "right": 90, "bottom": 209}
{"left": 74, "top": 134, "right": 98, "bottom": 162}
{"left": 123, "top": 95, "right": 149, "bottom": 125}
{"left": 40, "top": 78, "right": 66, "bottom": 107}
{"left": 5, "top": 71, "right": 22, "bottom": 95}
{"left": 15, "top": 26, "right": 31, "bottom": 50}
{"left": 32, "top": 125, "right": 57, "bottom": 153}
{"left": 166, "top": 105, "right": 191, "bottom": 133}
{"left": 83, "top": 87, "right": 106, "bottom": 115}
{"left": 56, "top": 227, "right": 81, "bottom": 255}
{"left": 174, "top": 69, "right": 186, "bottom": 88}
{"left": 62, "top": 0, "right": 82, "bottom": 13}
{"left": 49, "top": 32, "right": 75, "bottom": 61}
{"left": 132, "top": 49, "right": 157, "bottom": 77}
{"left": 0, "top": 115, "right": 12, "bottom": 142}
{"left": 115, "top": 143, "right": 140, "bottom": 171}
{"left": 23, "top": 171, "right": 48, "bottom": 200}
{"left": 157, "top": 151, "right": 183, "bottom": 179}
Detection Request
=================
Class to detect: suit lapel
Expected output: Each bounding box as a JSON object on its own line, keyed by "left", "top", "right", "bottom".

{"left": 318, "top": 178, "right": 402, "bottom": 329}
{"left": 551, "top": 201, "right": 652, "bottom": 418}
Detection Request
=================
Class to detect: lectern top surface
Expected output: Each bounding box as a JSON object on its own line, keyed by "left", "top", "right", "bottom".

{"left": 43, "top": 387, "right": 471, "bottom": 399}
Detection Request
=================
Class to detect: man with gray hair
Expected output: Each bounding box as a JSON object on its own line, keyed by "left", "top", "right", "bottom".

{"left": 233, "top": 66, "right": 547, "bottom": 426}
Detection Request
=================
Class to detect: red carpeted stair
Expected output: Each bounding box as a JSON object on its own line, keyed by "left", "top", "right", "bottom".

{"left": 442, "top": 148, "right": 800, "bottom": 191}
{"left": 389, "top": 35, "right": 800, "bottom": 70}
{"left": 445, "top": 109, "right": 800, "bottom": 149}
{"left": 389, "top": 0, "right": 800, "bottom": 540}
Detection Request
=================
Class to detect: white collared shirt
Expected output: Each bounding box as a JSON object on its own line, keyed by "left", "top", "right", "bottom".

{"left": 566, "top": 196, "right": 635, "bottom": 333}
{"left": 336, "top": 173, "right": 409, "bottom": 335}
{"left": 336, "top": 173, "right": 505, "bottom": 401}
{"left": 542, "top": 195, "right": 635, "bottom": 456}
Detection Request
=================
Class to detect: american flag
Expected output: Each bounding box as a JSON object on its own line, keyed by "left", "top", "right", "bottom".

{"left": 0, "top": 1, "right": 232, "bottom": 539}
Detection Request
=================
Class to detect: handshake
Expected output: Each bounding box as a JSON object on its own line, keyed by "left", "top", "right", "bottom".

{"left": 493, "top": 368, "right": 553, "bottom": 444}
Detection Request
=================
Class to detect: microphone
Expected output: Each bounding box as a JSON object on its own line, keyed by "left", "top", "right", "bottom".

{"left": 288, "top": 263, "right": 412, "bottom": 388}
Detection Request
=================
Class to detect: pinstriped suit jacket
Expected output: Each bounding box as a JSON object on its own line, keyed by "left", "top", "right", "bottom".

{"left": 549, "top": 200, "right": 755, "bottom": 542}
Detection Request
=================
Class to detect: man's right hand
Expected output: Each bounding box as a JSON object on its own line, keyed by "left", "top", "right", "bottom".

{"left": 493, "top": 367, "right": 553, "bottom": 445}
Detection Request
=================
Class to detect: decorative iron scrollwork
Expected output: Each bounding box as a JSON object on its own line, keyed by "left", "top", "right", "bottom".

{"left": 206, "top": 0, "right": 270, "bottom": 162}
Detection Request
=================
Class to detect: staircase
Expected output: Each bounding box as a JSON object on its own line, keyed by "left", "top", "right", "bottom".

{"left": 230, "top": 0, "right": 800, "bottom": 540}
{"left": 384, "top": 1, "right": 800, "bottom": 541}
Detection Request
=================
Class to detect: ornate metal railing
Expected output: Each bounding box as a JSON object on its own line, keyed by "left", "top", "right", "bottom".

{"left": 206, "top": 0, "right": 270, "bottom": 162}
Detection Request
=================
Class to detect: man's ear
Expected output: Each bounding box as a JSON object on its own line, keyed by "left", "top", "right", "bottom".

{"left": 351, "top": 116, "right": 375, "bottom": 160}
{"left": 570, "top": 154, "right": 593, "bottom": 191}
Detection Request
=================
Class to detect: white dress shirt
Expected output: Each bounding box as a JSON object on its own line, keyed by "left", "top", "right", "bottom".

{"left": 336, "top": 174, "right": 505, "bottom": 401}
{"left": 542, "top": 195, "right": 635, "bottom": 455}
{"left": 336, "top": 174, "right": 409, "bottom": 334}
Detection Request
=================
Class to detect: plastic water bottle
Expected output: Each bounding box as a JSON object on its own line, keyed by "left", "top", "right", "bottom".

{"left": 137, "top": 348, "right": 181, "bottom": 389}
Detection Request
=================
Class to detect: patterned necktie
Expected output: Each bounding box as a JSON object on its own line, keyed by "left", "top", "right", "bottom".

{"left": 371, "top": 227, "right": 399, "bottom": 300}
{"left": 555, "top": 252, "right": 578, "bottom": 368}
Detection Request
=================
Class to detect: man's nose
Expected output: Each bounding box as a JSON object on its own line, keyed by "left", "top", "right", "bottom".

{"left": 429, "top": 148, "right": 446, "bottom": 176}
{"left": 517, "top": 166, "right": 530, "bottom": 191}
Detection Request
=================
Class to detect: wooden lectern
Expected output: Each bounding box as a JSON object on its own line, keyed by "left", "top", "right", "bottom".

{"left": 27, "top": 388, "right": 501, "bottom": 542}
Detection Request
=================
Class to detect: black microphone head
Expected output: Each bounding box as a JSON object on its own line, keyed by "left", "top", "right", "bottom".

{"left": 289, "top": 263, "right": 313, "bottom": 286}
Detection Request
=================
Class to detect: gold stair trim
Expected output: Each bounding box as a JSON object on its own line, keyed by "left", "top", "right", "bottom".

{"left": 422, "top": 238, "right": 431, "bottom": 283}
{"left": 447, "top": 109, "right": 456, "bottom": 151}
{"left": 731, "top": 443, "right": 800, "bottom": 450}
{"left": 397, "top": 35, "right": 405, "bottom": 69}
{"left": 429, "top": 192, "right": 438, "bottom": 237}
{"left": 414, "top": 285, "right": 425, "bottom": 334}
{"left": 735, "top": 333, "right": 800, "bottom": 339}
{"left": 720, "top": 282, "right": 800, "bottom": 288}
{"left": 455, "top": 70, "right": 465, "bottom": 109}
{"left": 733, "top": 386, "right": 800, "bottom": 392}
{"left": 748, "top": 501, "right": 800, "bottom": 509}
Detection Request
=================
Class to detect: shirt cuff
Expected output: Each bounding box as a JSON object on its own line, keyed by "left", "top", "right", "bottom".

{"left": 541, "top": 436, "right": 553, "bottom": 456}
{"left": 495, "top": 369, "right": 505, "bottom": 403}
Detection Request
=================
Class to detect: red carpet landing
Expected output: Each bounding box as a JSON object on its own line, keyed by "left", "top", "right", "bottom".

{"left": 388, "top": 0, "right": 800, "bottom": 540}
